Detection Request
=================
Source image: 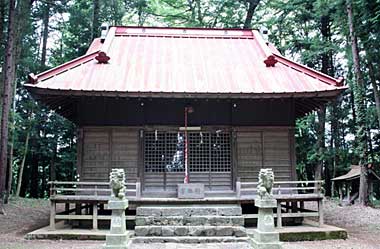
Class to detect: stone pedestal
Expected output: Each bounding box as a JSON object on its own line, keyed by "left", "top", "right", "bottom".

{"left": 103, "top": 199, "right": 130, "bottom": 249}
{"left": 250, "top": 198, "right": 282, "bottom": 249}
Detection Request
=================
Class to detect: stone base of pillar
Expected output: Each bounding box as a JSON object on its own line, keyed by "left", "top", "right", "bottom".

{"left": 103, "top": 233, "right": 131, "bottom": 249}
{"left": 250, "top": 197, "right": 282, "bottom": 249}
{"left": 249, "top": 229, "right": 282, "bottom": 249}
{"left": 103, "top": 199, "right": 130, "bottom": 249}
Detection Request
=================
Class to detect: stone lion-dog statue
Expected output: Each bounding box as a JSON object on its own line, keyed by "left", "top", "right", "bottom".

{"left": 257, "top": 168, "right": 274, "bottom": 199}
{"left": 109, "top": 168, "right": 126, "bottom": 200}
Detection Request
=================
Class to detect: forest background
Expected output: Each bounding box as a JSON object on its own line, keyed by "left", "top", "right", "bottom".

{"left": 0, "top": 0, "right": 379, "bottom": 207}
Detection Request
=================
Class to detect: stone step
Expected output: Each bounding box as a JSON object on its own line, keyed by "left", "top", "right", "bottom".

{"left": 134, "top": 225, "right": 247, "bottom": 237}
{"left": 135, "top": 215, "right": 244, "bottom": 226}
{"left": 132, "top": 236, "right": 250, "bottom": 243}
{"left": 136, "top": 204, "right": 242, "bottom": 217}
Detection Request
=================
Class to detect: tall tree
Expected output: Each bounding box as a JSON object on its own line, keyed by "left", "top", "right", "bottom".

{"left": 91, "top": 0, "right": 100, "bottom": 40}
{"left": 243, "top": 0, "right": 260, "bottom": 28}
{"left": 346, "top": 0, "right": 369, "bottom": 205}
{"left": 0, "top": 0, "right": 16, "bottom": 213}
{"left": 40, "top": 0, "right": 51, "bottom": 68}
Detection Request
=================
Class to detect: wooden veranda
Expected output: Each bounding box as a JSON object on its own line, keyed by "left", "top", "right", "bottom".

{"left": 48, "top": 179, "right": 324, "bottom": 230}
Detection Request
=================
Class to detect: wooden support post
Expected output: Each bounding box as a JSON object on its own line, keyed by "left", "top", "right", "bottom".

{"left": 93, "top": 203, "right": 98, "bottom": 230}
{"left": 318, "top": 199, "right": 324, "bottom": 226}
{"left": 236, "top": 177, "right": 241, "bottom": 198}
{"left": 277, "top": 201, "right": 282, "bottom": 228}
{"left": 339, "top": 186, "right": 343, "bottom": 202}
{"left": 64, "top": 202, "right": 70, "bottom": 225}
{"left": 136, "top": 177, "right": 141, "bottom": 199}
{"left": 50, "top": 200, "right": 56, "bottom": 230}
{"left": 73, "top": 203, "right": 81, "bottom": 227}
{"left": 286, "top": 201, "right": 290, "bottom": 212}
{"left": 65, "top": 203, "right": 70, "bottom": 214}
{"left": 300, "top": 201, "right": 304, "bottom": 210}
{"left": 291, "top": 201, "right": 297, "bottom": 213}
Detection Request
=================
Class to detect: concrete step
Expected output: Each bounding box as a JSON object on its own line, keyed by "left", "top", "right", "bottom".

{"left": 132, "top": 236, "right": 250, "bottom": 243}
{"left": 134, "top": 225, "right": 247, "bottom": 237}
{"left": 135, "top": 215, "right": 244, "bottom": 226}
{"left": 136, "top": 204, "right": 242, "bottom": 217}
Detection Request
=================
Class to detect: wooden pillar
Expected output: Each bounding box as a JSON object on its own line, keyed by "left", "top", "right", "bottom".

{"left": 50, "top": 200, "right": 56, "bottom": 230}
{"left": 93, "top": 203, "right": 98, "bottom": 230}
{"left": 136, "top": 177, "right": 141, "bottom": 199}
{"left": 65, "top": 203, "right": 70, "bottom": 213}
{"left": 73, "top": 203, "right": 81, "bottom": 227}
{"left": 64, "top": 202, "right": 70, "bottom": 225}
{"left": 300, "top": 201, "right": 304, "bottom": 210}
{"left": 291, "top": 201, "right": 297, "bottom": 213}
{"left": 236, "top": 177, "right": 241, "bottom": 198}
{"left": 339, "top": 185, "right": 343, "bottom": 202}
{"left": 277, "top": 201, "right": 282, "bottom": 228}
{"left": 318, "top": 198, "right": 324, "bottom": 226}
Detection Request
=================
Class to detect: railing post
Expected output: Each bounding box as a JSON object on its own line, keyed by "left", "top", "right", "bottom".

{"left": 50, "top": 200, "right": 56, "bottom": 230}
{"left": 236, "top": 177, "right": 241, "bottom": 198}
{"left": 136, "top": 177, "right": 141, "bottom": 199}
{"left": 277, "top": 201, "right": 282, "bottom": 228}
{"left": 318, "top": 198, "right": 324, "bottom": 226}
{"left": 93, "top": 203, "right": 98, "bottom": 230}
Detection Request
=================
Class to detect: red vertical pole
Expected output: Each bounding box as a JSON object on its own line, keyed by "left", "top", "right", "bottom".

{"left": 184, "top": 107, "right": 189, "bottom": 184}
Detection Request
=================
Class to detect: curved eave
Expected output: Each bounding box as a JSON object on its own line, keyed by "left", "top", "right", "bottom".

{"left": 24, "top": 84, "right": 347, "bottom": 99}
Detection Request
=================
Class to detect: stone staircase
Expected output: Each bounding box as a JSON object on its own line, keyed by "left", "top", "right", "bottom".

{"left": 132, "top": 204, "right": 249, "bottom": 243}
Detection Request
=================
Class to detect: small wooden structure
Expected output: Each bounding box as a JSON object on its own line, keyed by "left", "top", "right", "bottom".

{"left": 25, "top": 27, "right": 346, "bottom": 230}
{"left": 332, "top": 165, "right": 380, "bottom": 204}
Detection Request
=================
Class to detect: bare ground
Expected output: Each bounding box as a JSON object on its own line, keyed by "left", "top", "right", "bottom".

{"left": 0, "top": 198, "right": 379, "bottom": 249}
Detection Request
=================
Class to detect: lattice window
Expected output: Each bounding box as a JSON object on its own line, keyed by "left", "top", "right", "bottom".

{"left": 210, "top": 132, "right": 231, "bottom": 172}
{"left": 144, "top": 130, "right": 231, "bottom": 173}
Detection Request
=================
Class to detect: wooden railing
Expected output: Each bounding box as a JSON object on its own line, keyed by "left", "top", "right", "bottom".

{"left": 48, "top": 179, "right": 142, "bottom": 199}
{"left": 236, "top": 178, "right": 324, "bottom": 198}
{"left": 236, "top": 178, "right": 325, "bottom": 228}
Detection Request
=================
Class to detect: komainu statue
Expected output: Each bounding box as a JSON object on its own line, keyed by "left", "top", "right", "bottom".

{"left": 257, "top": 168, "right": 274, "bottom": 199}
{"left": 109, "top": 169, "right": 126, "bottom": 200}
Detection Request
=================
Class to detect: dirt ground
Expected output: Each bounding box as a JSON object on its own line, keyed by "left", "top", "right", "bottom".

{"left": 0, "top": 198, "right": 380, "bottom": 249}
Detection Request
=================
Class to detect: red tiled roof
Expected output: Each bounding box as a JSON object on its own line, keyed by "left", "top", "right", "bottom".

{"left": 25, "top": 27, "right": 346, "bottom": 98}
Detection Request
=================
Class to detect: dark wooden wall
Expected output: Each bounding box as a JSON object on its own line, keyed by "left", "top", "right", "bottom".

{"left": 77, "top": 126, "right": 296, "bottom": 192}
{"left": 78, "top": 127, "right": 139, "bottom": 183}
{"left": 76, "top": 98, "right": 295, "bottom": 127}
{"left": 235, "top": 127, "right": 296, "bottom": 183}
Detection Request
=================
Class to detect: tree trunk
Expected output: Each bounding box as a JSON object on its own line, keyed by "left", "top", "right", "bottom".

{"left": 15, "top": 130, "right": 30, "bottom": 197}
{"left": 314, "top": 106, "right": 326, "bottom": 183}
{"left": 91, "top": 0, "right": 100, "bottom": 40}
{"left": 6, "top": 83, "right": 17, "bottom": 199}
{"left": 40, "top": 1, "right": 50, "bottom": 67}
{"left": 0, "top": 0, "right": 5, "bottom": 51}
{"left": 346, "top": 0, "right": 369, "bottom": 205}
{"left": 330, "top": 99, "right": 341, "bottom": 196}
{"left": 50, "top": 140, "right": 57, "bottom": 182}
{"left": 243, "top": 0, "right": 260, "bottom": 29}
{"left": 0, "top": 0, "right": 16, "bottom": 213}
{"left": 30, "top": 151, "right": 39, "bottom": 198}
{"left": 319, "top": 14, "right": 333, "bottom": 196}
{"left": 367, "top": 61, "right": 380, "bottom": 129}
{"left": 187, "top": 0, "right": 196, "bottom": 24}
{"left": 196, "top": 0, "right": 203, "bottom": 26}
